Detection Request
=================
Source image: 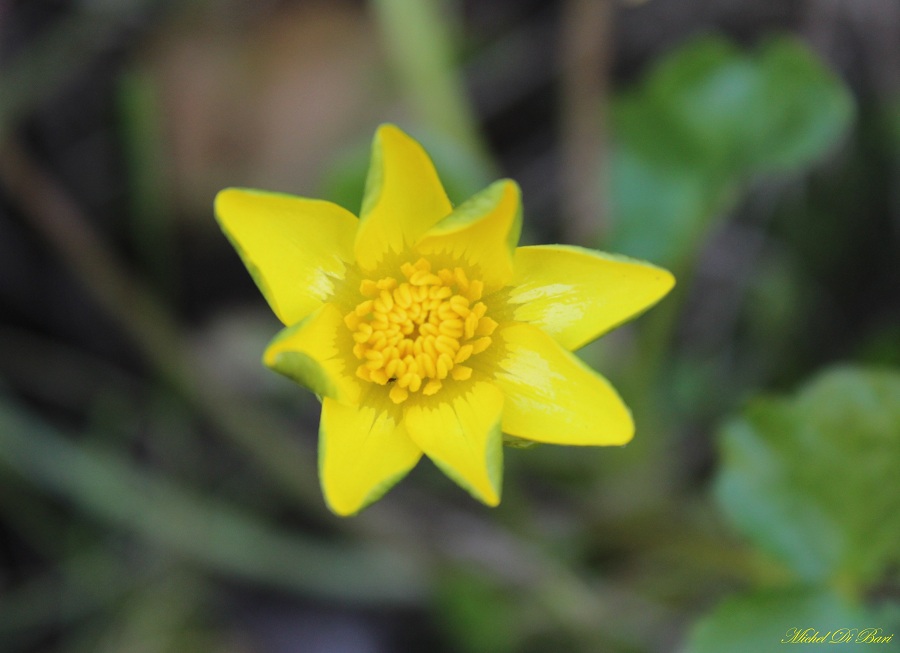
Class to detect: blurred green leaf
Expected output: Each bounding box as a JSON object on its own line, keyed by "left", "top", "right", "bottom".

{"left": 608, "top": 145, "right": 735, "bottom": 266}
{"left": 746, "top": 39, "right": 855, "bottom": 171}
{"left": 873, "top": 602, "right": 900, "bottom": 641}
{"left": 436, "top": 569, "right": 526, "bottom": 653}
{"left": 609, "top": 35, "right": 854, "bottom": 266}
{"left": 684, "top": 587, "right": 873, "bottom": 653}
{"left": 715, "top": 367, "right": 900, "bottom": 587}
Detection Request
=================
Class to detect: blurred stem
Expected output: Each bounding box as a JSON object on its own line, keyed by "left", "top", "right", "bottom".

{"left": 371, "top": 0, "right": 495, "bottom": 174}
{"left": 631, "top": 281, "right": 685, "bottom": 402}
{"left": 625, "top": 178, "right": 738, "bottom": 408}
{"left": 560, "top": 0, "right": 613, "bottom": 245}
{"left": 0, "top": 143, "right": 328, "bottom": 518}
{"left": 119, "top": 68, "right": 177, "bottom": 298}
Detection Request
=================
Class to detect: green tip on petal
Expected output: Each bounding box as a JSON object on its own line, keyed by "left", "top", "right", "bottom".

{"left": 263, "top": 304, "right": 360, "bottom": 405}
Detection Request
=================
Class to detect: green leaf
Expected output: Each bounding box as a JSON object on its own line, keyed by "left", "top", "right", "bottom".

{"left": 609, "top": 145, "right": 735, "bottom": 266}
{"left": 746, "top": 38, "right": 855, "bottom": 171}
{"left": 609, "top": 35, "right": 854, "bottom": 266}
{"left": 684, "top": 587, "right": 875, "bottom": 653}
{"left": 715, "top": 367, "right": 900, "bottom": 587}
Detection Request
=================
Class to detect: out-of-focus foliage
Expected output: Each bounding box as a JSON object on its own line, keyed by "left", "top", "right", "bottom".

{"left": 716, "top": 367, "right": 900, "bottom": 587}
{"left": 1, "top": 0, "right": 898, "bottom": 651}
{"left": 686, "top": 588, "right": 872, "bottom": 652}
{"left": 0, "top": 393, "right": 426, "bottom": 602}
{"left": 683, "top": 367, "right": 900, "bottom": 651}
{"left": 370, "top": 0, "right": 490, "bottom": 171}
{"left": 437, "top": 569, "right": 525, "bottom": 653}
{"left": 610, "top": 36, "right": 854, "bottom": 267}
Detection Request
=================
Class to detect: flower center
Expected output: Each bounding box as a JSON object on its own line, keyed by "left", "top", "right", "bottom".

{"left": 344, "top": 258, "right": 497, "bottom": 404}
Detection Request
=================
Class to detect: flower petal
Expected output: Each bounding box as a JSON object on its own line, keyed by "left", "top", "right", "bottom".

{"left": 416, "top": 180, "right": 522, "bottom": 290}
{"left": 404, "top": 382, "right": 504, "bottom": 506}
{"left": 354, "top": 124, "right": 453, "bottom": 271}
{"left": 319, "top": 398, "right": 422, "bottom": 516}
{"left": 494, "top": 322, "right": 633, "bottom": 445}
{"left": 507, "top": 245, "right": 675, "bottom": 350}
{"left": 263, "top": 303, "right": 359, "bottom": 404}
{"left": 215, "top": 188, "right": 356, "bottom": 325}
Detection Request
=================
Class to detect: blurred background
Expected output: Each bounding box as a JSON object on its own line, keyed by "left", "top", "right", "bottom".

{"left": 1, "top": 1, "right": 899, "bottom": 652}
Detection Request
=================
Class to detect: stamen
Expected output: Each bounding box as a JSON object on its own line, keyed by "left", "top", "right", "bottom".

{"left": 345, "top": 260, "right": 496, "bottom": 403}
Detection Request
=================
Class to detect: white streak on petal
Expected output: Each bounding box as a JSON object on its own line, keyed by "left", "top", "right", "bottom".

{"left": 509, "top": 283, "right": 573, "bottom": 304}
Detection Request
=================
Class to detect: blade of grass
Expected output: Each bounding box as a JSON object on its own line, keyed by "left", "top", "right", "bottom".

{"left": 0, "top": 396, "right": 428, "bottom": 605}
{"left": 371, "top": 0, "right": 494, "bottom": 173}
{"left": 118, "top": 68, "right": 177, "bottom": 297}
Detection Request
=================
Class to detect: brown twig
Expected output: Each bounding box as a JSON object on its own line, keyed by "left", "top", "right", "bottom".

{"left": 559, "top": 0, "right": 614, "bottom": 245}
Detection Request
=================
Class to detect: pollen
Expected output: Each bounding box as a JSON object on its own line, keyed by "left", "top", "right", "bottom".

{"left": 345, "top": 258, "right": 497, "bottom": 403}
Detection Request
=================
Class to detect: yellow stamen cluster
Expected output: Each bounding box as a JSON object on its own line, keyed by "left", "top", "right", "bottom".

{"left": 344, "top": 258, "right": 498, "bottom": 404}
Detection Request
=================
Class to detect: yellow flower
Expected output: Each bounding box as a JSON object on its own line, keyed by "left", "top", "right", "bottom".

{"left": 215, "top": 124, "right": 674, "bottom": 516}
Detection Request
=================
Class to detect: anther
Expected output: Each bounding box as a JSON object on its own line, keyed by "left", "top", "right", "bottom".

{"left": 347, "top": 260, "right": 496, "bottom": 403}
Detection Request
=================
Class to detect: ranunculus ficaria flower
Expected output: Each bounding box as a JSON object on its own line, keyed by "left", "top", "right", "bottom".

{"left": 215, "top": 125, "right": 674, "bottom": 515}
